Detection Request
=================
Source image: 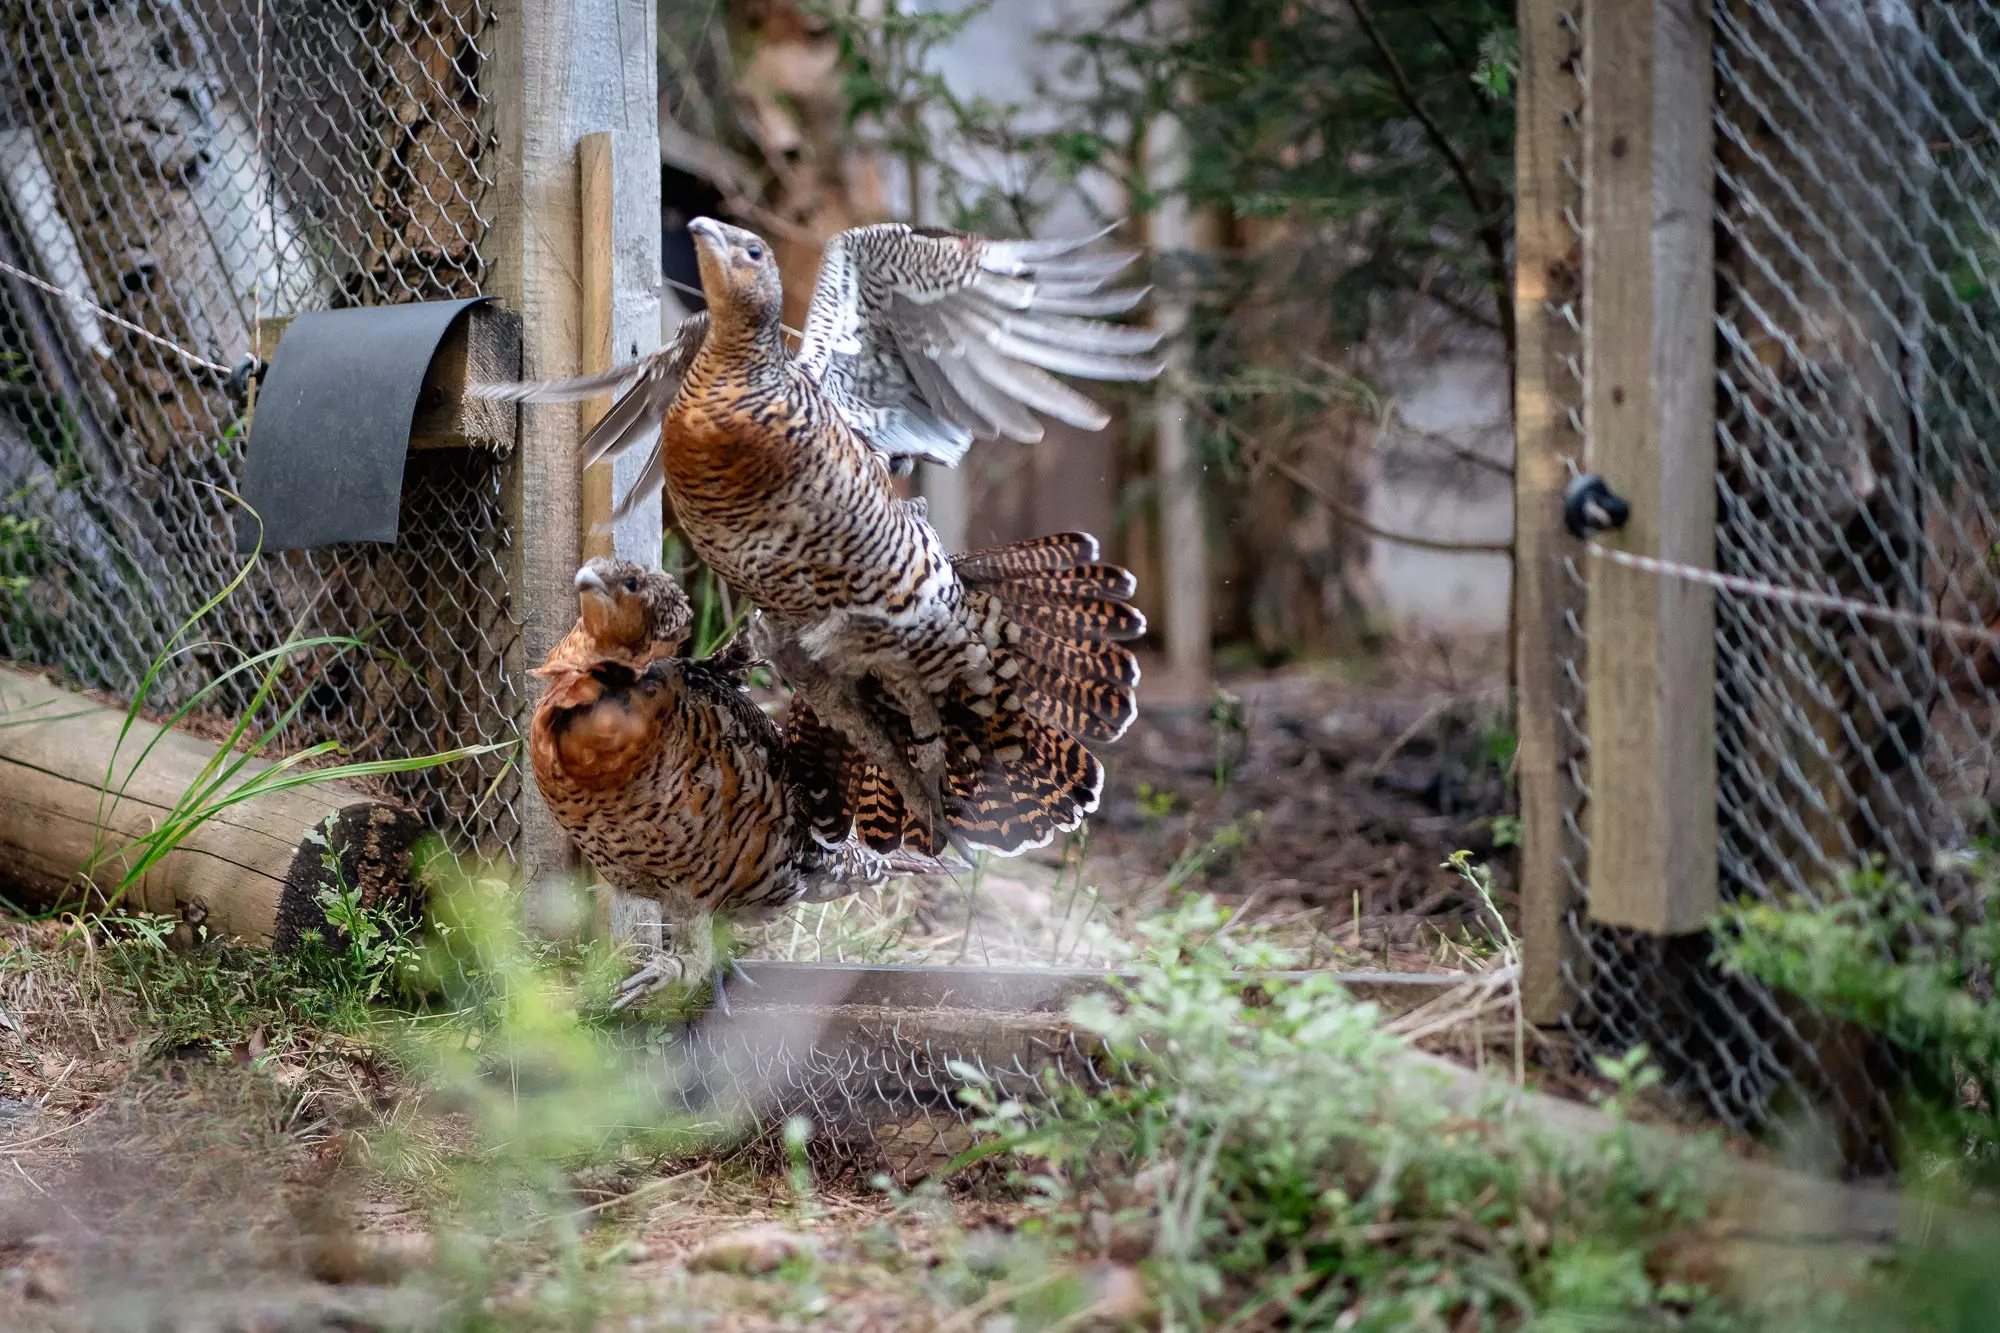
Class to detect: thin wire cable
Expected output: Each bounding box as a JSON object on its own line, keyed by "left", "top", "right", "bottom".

{"left": 1584, "top": 540, "right": 2000, "bottom": 644}
{"left": 0, "top": 256, "right": 234, "bottom": 377}
{"left": 252, "top": 0, "right": 268, "bottom": 373}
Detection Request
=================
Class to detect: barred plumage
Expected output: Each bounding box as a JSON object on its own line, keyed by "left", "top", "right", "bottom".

{"left": 760, "top": 532, "right": 1145, "bottom": 858}
{"left": 470, "top": 220, "right": 1160, "bottom": 513}
{"left": 952, "top": 532, "right": 1107, "bottom": 581}
{"left": 529, "top": 559, "right": 939, "bottom": 1010}
{"left": 491, "top": 217, "right": 1158, "bottom": 856}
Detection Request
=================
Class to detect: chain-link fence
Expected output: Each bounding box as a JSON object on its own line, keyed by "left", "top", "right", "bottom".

{"left": 27, "top": 0, "right": 2000, "bottom": 1182}
{"left": 1534, "top": 0, "right": 2000, "bottom": 1173}
{"left": 665, "top": 1003, "right": 1121, "bottom": 1187}
{"left": 0, "top": 1, "right": 519, "bottom": 859}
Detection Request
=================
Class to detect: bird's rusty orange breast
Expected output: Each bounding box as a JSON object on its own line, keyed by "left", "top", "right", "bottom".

{"left": 530, "top": 671, "right": 663, "bottom": 796}
{"left": 662, "top": 368, "right": 805, "bottom": 507}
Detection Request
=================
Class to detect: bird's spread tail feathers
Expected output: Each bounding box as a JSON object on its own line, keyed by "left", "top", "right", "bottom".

{"left": 795, "top": 532, "right": 1144, "bottom": 860}
{"left": 956, "top": 531, "right": 1145, "bottom": 747}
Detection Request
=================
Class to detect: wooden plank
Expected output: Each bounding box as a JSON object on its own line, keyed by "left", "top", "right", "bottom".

{"left": 1515, "top": 0, "right": 1586, "bottom": 1020}
{"left": 577, "top": 131, "right": 617, "bottom": 561}
{"left": 257, "top": 306, "right": 522, "bottom": 452}
{"left": 600, "top": 128, "right": 666, "bottom": 564}
{"left": 726, "top": 962, "right": 1472, "bottom": 1016}
{"left": 255, "top": 315, "right": 290, "bottom": 362}
{"left": 1583, "top": 0, "right": 1719, "bottom": 934}
{"left": 569, "top": 129, "right": 665, "bottom": 563}
{"left": 408, "top": 303, "right": 523, "bottom": 450}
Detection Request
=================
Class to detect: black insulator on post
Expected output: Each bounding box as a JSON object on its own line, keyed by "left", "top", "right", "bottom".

{"left": 1563, "top": 472, "right": 1632, "bottom": 540}
{"left": 224, "top": 353, "right": 267, "bottom": 414}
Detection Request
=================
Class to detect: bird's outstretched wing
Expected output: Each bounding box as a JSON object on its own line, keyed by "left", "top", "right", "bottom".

{"left": 797, "top": 223, "right": 1162, "bottom": 470}
{"left": 467, "top": 310, "right": 711, "bottom": 520}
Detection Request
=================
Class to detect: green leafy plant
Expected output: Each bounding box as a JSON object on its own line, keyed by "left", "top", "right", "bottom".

{"left": 83, "top": 906, "right": 401, "bottom": 1060}
{"left": 663, "top": 529, "right": 752, "bottom": 660}
{"left": 301, "top": 845, "right": 430, "bottom": 1008}
{"left": 1710, "top": 852, "right": 2000, "bottom": 1330}
{"left": 956, "top": 895, "right": 1721, "bottom": 1329}
{"left": 1135, "top": 781, "right": 1177, "bottom": 823}
{"left": 814, "top": 0, "right": 1046, "bottom": 235}
{"left": 1472, "top": 26, "right": 1520, "bottom": 101}
{"left": 1209, "top": 685, "right": 1248, "bottom": 788}
{"left": 1715, "top": 855, "right": 2000, "bottom": 1178}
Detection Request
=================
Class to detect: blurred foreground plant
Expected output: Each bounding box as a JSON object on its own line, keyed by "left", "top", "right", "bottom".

{"left": 1713, "top": 853, "right": 2000, "bottom": 1332}
{"left": 1715, "top": 855, "right": 2000, "bottom": 1181}
{"left": 957, "top": 895, "right": 1724, "bottom": 1330}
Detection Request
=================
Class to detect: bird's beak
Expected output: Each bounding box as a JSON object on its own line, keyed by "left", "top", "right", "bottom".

{"left": 687, "top": 217, "right": 724, "bottom": 252}
{"left": 574, "top": 565, "right": 610, "bottom": 598}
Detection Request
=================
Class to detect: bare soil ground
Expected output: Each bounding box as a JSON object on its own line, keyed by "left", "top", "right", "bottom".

{"left": 1090, "top": 645, "right": 1516, "bottom": 967}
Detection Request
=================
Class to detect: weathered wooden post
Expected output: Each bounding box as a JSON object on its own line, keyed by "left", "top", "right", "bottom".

{"left": 484, "top": 0, "right": 662, "bottom": 928}
{"left": 1514, "top": 0, "right": 1590, "bottom": 1021}
{"left": 1581, "top": 0, "right": 1719, "bottom": 935}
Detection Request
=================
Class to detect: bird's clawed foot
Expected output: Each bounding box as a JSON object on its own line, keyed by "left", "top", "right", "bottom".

{"left": 609, "top": 918, "right": 741, "bottom": 1017}
{"left": 610, "top": 945, "right": 689, "bottom": 1013}
{"left": 709, "top": 956, "right": 759, "bottom": 1018}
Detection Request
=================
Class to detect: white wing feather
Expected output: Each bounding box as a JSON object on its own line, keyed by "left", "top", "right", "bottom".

{"left": 797, "top": 223, "right": 1162, "bottom": 468}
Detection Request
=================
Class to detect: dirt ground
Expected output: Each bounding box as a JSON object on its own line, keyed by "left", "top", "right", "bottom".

{"left": 743, "top": 640, "right": 1519, "bottom": 973}
{"left": 0, "top": 914, "right": 1127, "bottom": 1332}
{"left": 1091, "top": 643, "right": 1516, "bottom": 964}
{"left": 0, "top": 647, "right": 1540, "bottom": 1330}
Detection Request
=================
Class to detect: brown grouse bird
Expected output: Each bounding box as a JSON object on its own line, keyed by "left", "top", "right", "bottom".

{"left": 486, "top": 219, "right": 1156, "bottom": 856}
{"left": 530, "top": 556, "right": 938, "bottom": 1009}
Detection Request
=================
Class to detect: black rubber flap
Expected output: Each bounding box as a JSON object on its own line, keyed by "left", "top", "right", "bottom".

{"left": 236, "top": 297, "right": 495, "bottom": 553}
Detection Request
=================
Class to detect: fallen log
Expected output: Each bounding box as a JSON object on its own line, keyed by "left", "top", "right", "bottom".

{"left": 0, "top": 664, "right": 424, "bottom": 948}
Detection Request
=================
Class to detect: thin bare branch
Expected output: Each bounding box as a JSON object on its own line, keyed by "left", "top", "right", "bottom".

{"left": 1340, "top": 0, "right": 1516, "bottom": 363}
{"left": 1177, "top": 386, "right": 1514, "bottom": 556}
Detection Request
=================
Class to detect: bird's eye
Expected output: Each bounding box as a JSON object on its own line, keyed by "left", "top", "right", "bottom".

{"left": 744, "top": 243, "right": 764, "bottom": 262}
{"left": 620, "top": 578, "right": 637, "bottom": 592}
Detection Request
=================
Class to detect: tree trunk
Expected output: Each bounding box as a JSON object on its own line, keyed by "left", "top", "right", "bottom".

{"left": 1141, "top": 99, "right": 1213, "bottom": 695}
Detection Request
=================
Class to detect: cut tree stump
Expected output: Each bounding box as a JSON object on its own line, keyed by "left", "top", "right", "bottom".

{"left": 0, "top": 665, "right": 425, "bottom": 949}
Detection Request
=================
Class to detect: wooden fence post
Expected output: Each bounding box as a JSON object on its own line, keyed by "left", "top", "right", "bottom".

{"left": 577, "top": 129, "right": 666, "bottom": 564}
{"left": 1515, "top": 0, "right": 1588, "bottom": 1022}
{"left": 1582, "top": 0, "right": 1719, "bottom": 934}
{"left": 486, "top": 0, "right": 660, "bottom": 928}
{"left": 1144, "top": 101, "right": 1213, "bottom": 695}
{"left": 579, "top": 131, "right": 617, "bottom": 563}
